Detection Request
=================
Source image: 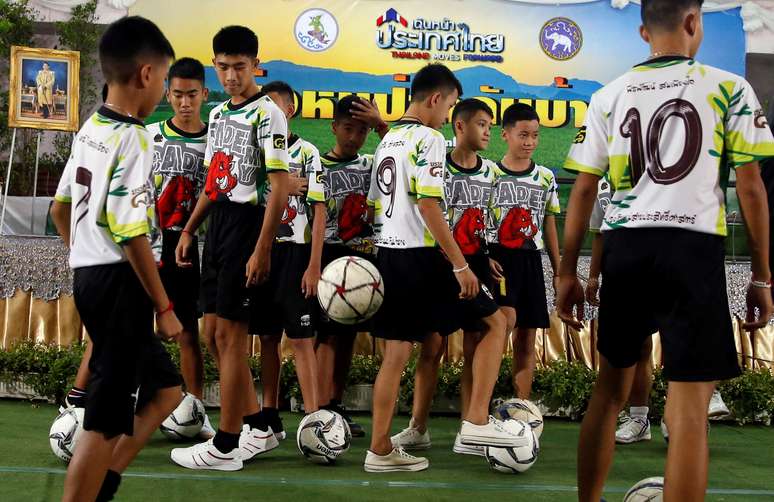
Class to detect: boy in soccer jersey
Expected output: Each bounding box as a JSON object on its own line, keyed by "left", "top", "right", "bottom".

{"left": 390, "top": 98, "right": 498, "bottom": 455}
{"left": 250, "top": 80, "right": 327, "bottom": 437}
{"left": 51, "top": 17, "right": 183, "bottom": 502}
{"left": 315, "top": 94, "right": 389, "bottom": 438}
{"left": 556, "top": 1, "right": 774, "bottom": 499}
{"left": 365, "top": 64, "right": 521, "bottom": 473}
{"left": 171, "top": 26, "right": 290, "bottom": 471}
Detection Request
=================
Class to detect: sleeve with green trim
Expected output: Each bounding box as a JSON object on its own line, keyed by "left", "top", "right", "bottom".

{"left": 105, "top": 130, "right": 153, "bottom": 244}
{"left": 261, "top": 104, "right": 290, "bottom": 173}
{"left": 564, "top": 94, "right": 608, "bottom": 177}
{"left": 414, "top": 130, "right": 445, "bottom": 199}
{"left": 54, "top": 160, "right": 73, "bottom": 203}
{"left": 724, "top": 78, "right": 774, "bottom": 168}
{"left": 305, "top": 145, "right": 326, "bottom": 204}
{"left": 546, "top": 171, "right": 561, "bottom": 215}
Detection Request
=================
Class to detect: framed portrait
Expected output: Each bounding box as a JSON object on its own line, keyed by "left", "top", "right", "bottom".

{"left": 8, "top": 46, "right": 80, "bottom": 132}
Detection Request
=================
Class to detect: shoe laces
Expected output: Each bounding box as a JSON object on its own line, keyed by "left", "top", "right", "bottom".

{"left": 394, "top": 447, "right": 415, "bottom": 459}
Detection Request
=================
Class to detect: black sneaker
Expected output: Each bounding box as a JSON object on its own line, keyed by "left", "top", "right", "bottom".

{"left": 324, "top": 402, "right": 365, "bottom": 438}
{"left": 261, "top": 409, "right": 286, "bottom": 441}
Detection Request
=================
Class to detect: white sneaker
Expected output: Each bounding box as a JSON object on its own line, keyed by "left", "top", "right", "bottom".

{"left": 708, "top": 390, "right": 730, "bottom": 418}
{"left": 615, "top": 416, "right": 651, "bottom": 444}
{"left": 198, "top": 414, "right": 216, "bottom": 440}
{"left": 390, "top": 418, "right": 431, "bottom": 450}
{"left": 170, "top": 439, "right": 243, "bottom": 471}
{"left": 364, "top": 447, "right": 429, "bottom": 473}
{"left": 238, "top": 424, "right": 279, "bottom": 461}
{"left": 459, "top": 416, "right": 528, "bottom": 448}
{"left": 453, "top": 432, "right": 484, "bottom": 457}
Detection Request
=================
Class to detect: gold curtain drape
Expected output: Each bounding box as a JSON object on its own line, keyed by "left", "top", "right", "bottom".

{"left": 2, "top": 290, "right": 772, "bottom": 371}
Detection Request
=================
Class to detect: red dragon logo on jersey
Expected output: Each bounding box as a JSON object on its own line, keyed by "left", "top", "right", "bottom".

{"left": 499, "top": 207, "right": 538, "bottom": 249}
{"left": 157, "top": 176, "right": 195, "bottom": 229}
{"left": 204, "top": 151, "right": 237, "bottom": 200}
{"left": 453, "top": 208, "right": 486, "bottom": 255}
{"left": 338, "top": 193, "right": 369, "bottom": 243}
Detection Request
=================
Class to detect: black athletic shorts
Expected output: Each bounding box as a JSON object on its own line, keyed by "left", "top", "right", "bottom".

{"left": 489, "top": 245, "right": 550, "bottom": 329}
{"left": 372, "top": 247, "right": 499, "bottom": 342}
{"left": 200, "top": 202, "right": 264, "bottom": 322}
{"left": 598, "top": 228, "right": 740, "bottom": 382}
{"left": 159, "top": 229, "right": 200, "bottom": 331}
{"left": 74, "top": 263, "right": 181, "bottom": 438}
{"left": 316, "top": 243, "right": 375, "bottom": 339}
{"left": 250, "top": 242, "right": 318, "bottom": 339}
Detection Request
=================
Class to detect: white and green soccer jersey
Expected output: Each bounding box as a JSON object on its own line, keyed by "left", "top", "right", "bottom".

{"left": 146, "top": 119, "right": 207, "bottom": 231}
{"left": 589, "top": 175, "right": 612, "bottom": 234}
{"left": 442, "top": 153, "right": 496, "bottom": 256}
{"left": 55, "top": 107, "right": 161, "bottom": 269}
{"left": 264, "top": 134, "right": 325, "bottom": 244}
{"left": 320, "top": 153, "right": 374, "bottom": 253}
{"left": 565, "top": 57, "right": 774, "bottom": 236}
{"left": 203, "top": 94, "right": 289, "bottom": 206}
{"left": 487, "top": 162, "right": 560, "bottom": 251}
{"left": 368, "top": 120, "right": 446, "bottom": 249}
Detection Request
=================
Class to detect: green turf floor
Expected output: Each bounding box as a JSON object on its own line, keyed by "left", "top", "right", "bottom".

{"left": 0, "top": 400, "right": 772, "bottom": 501}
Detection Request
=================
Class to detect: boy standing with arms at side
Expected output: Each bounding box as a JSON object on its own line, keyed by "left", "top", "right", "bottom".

{"left": 172, "top": 25, "right": 289, "bottom": 471}
{"left": 489, "top": 103, "right": 561, "bottom": 400}
{"left": 557, "top": 1, "right": 774, "bottom": 499}
{"left": 365, "top": 64, "right": 519, "bottom": 473}
{"left": 51, "top": 17, "right": 183, "bottom": 501}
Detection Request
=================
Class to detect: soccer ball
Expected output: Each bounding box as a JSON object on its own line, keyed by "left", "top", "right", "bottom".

{"left": 484, "top": 419, "right": 539, "bottom": 473}
{"left": 494, "top": 398, "right": 544, "bottom": 439}
{"left": 159, "top": 393, "right": 205, "bottom": 440}
{"left": 317, "top": 256, "right": 383, "bottom": 325}
{"left": 623, "top": 477, "right": 664, "bottom": 501}
{"left": 296, "top": 409, "right": 352, "bottom": 464}
{"left": 49, "top": 406, "right": 85, "bottom": 463}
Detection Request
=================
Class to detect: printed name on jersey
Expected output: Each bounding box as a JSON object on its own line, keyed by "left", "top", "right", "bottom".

{"left": 273, "top": 134, "right": 286, "bottom": 150}
{"left": 152, "top": 140, "right": 207, "bottom": 182}
{"left": 444, "top": 177, "right": 494, "bottom": 209}
{"left": 77, "top": 134, "right": 109, "bottom": 154}
{"left": 327, "top": 169, "right": 370, "bottom": 198}
{"left": 494, "top": 181, "right": 547, "bottom": 209}
{"left": 208, "top": 115, "right": 259, "bottom": 185}
{"left": 626, "top": 77, "right": 695, "bottom": 94}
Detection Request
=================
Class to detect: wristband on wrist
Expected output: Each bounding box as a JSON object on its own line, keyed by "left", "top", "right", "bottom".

{"left": 156, "top": 301, "right": 174, "bottom": 316}
{"left": 181, "top": 229, "right": 194, "bottom": 236}
{"left": 751, "top": 279, "right": 771, "bottom": 289}
{"left": 453, "top": 263, "right": 470, "bottom": 274}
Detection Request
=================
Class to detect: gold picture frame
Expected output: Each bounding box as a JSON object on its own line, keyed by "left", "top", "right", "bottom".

{"left": 8, "top": 46, "right": 80, "bottom": 132}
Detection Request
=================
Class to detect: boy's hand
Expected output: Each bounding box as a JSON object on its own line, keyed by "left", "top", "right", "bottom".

{"left": 350, "top": 98, "right": 387, "bottom": 132}
{"left": 552, "top": 275, "right": 560, "bottom": 295}
{"left": 556, "top": 274, "right": 585, "bottom": 330}
{"left": 455, "top": 267, "right": 479, "bottom": 300}
{"left": 289, "top": 173, "right": 309, "bottom": 197}
{"left": 246, "top": 247, "right": 271, "bottom": 287}
{"left": 743, "top": 283, "right": 773, "bottom": 331}
{"left": 156, "top": 310, "right": 183, "bottom": 340}
{"left": 175, "top": 231, "right": 195, "bottom": 268}
{"left": 585, "top": 277, "right": 600, "bottom": 306}
{"left": 489, "top": 258, "right": 504, "bottom": 281}
{"left": 301, "top": 266, "right": 321, "bottom": 299}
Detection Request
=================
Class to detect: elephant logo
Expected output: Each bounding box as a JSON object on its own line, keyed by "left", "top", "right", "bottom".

{"left": 540, "top": 17, "right": 583, "bottom": 61}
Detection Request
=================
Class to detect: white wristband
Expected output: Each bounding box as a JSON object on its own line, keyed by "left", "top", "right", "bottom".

{"left": 751, "top": 279, "right": 771, "bottom": 289}
{"left": 453, "top": 263, "right": 470, "bottom": 274}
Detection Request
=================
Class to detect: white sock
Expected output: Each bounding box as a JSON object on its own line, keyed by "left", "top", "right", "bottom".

{"left": 630, "top": 406, "right": 649, "bottom": 419}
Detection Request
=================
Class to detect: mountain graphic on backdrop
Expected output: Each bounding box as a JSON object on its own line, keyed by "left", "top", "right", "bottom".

{"left": 204, "top": 60, "right": 602, "bottom": 102}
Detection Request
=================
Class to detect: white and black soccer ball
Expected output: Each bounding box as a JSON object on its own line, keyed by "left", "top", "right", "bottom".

{"left": 159, "top": 393, "right": 205, "bottom": 440}
{"left": 623, "top": 477, "right": 664, "bottom": 501}
{"left": 49, "top": 406, "right": 85, "bottom": 463}
{"left": 494, "top": 398, "right": 544, "bottom": 439}
{"left": 484, "top": 419, "right": 539, "bottom": 473}
{"left": 296, "top": 409, "right": 352, "bottom": 464}
{"left": 318, "top": 256, "right": 383, "bottom": 325}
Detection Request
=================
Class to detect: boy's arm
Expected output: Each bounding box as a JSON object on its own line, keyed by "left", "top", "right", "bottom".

{"left": 736, "top": 161, "right": 773, "bottom": 329}
{"left": 418, "top": 198, "right": 479, "bottom": 299}
{"left": 586, "top": 233, "right": 603, "bottom": 305}
{"left": 350, "top": 99, "right": 389, "bottom": 139}
{"left": 544, "top": 214, "right": 561, "bottom": 291}
{"left": 302, "top": 202, "right": 327, "bottom": 298}
{"left": 176, "top": 193, "right": 213, "bottom": 267}
{"left": 247, "top": 171, "right": 289, "bottom": 286}
{"left": 51, "top": 201, "right": 71, "bottom": 248}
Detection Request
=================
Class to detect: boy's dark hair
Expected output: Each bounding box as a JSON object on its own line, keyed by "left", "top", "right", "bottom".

{"left": 502, "top": 103, "right": 540, "bottom": 128}
{"left": 410, "top": 64, "right": 463, "bottom": 103}
{"left": 168, "top": 57, "right": 205, "bottom": 84}
{"left": 212, "top": 25, "right": 259, "bottom": 58}
{"left": 451, "top": 98, "right": 494, "bottom": 126}
{"left": 641, "top": 0, "right": 704, "bottom": 31}
{"left": 261, "top": 81, "right": 294, "bottom": 103}
{"left": 99, "top": 16, "right": 174, "bottom": 84}
{"left": 334, "top": 95, "right": 365, "bottom": 122}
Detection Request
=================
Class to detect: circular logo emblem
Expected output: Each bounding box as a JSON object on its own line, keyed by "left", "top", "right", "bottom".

{"left": 540, "top": 17, "right": 583, "bottom": 61}
{"left": 294, "top": 9, "right": 339, "bottom": 52}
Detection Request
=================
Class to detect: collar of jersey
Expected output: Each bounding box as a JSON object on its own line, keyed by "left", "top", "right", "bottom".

{"left": 322, "top": 152, "right": 360, "bottom": 166}
{"left": 497, "top": 160, "right": 536, "bottom": 177}
{"left": 394, "top": 118, "right": 425, "bottom": 127}
{"left": 225, "top": 91, "right": 261, "bottom": 112}
{"left": 446, "top": 152, "right": 483, "bottom": 175}
{"left": 163, "top": 118, "right": 208, "bottom": 141}
{"left": 97, "top": 105, "right": 144, "bottom": 127}
{"left": 633, "top": 55, "right": 693, "bottom": 70}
